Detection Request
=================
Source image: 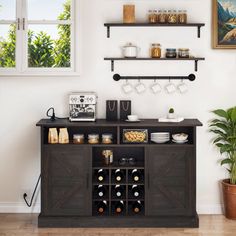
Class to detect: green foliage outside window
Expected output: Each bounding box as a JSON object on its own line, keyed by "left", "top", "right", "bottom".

{"left": 0, "top": 0, "right": 71, "bottom": 68}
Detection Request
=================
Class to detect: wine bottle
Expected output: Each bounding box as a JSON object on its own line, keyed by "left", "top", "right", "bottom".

{"left": 115, "top": 169, "right": 123, "bottom": 182}
{"left": 131, "top": 185, "right": 140, "bottom": 197}
{"left": 97, "top": 169, "right": 106, "bottom": 182}
{"left": 97, "top": 185, "right": 106, "bottom": 197}
{"left": 132, "top": 201, "right": 142, "bottom": 214}
{"left": 131, "top": 169, "right": 141, "bottom": 182}
{"left": 115, "top": 200, "right": 124, "bottom": 213}
{"left": 97, "top": 200, "right": 107, "bottom": 214}
{"left": 114, "top": 185, "right": 123, "bottom": 198}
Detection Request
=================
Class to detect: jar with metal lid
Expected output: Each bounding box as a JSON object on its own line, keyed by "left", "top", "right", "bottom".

{"left": 88, "top": 134, "right": 99, "bottom": 144}
{"left": 178, "top": 10, "right": 187, "bottom": 24}
{"left": 168, "top": 10, "right": 177, "bottom": 24}
{"left": 159, "top": 10, "right": 167, "bottom": 23}
{"left": 151, "top": 44, "right": 162, "bottom": 58}
{"left": 102, "top": 134, "right": 113, "bottom": 144}
{"left": 148, "top": 10, "right": 157, "bottom": 23}
{"left": 178, "top": 48, "right": 190, "bottom": 58}
{"left": 166, "top": 48, "right": 177, "bottom": 58}
{"left": 73, "top": 134, "right": 85, "bottom": 144}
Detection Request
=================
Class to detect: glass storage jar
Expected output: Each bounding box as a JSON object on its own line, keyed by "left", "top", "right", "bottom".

{"left": 178, "top": 48, "right": 190, "bottom": 58}
{"left": 159, "top": 10, "right": 167, "bottom": 23}
{"left": 178, "top": 10, "right": 187, "bottom": 24}
{"left": 168, "top": 10, "right": 177, "bottom": 24}
{"left": 151, "top": 43, "right": 162, "bottom": 58}
{"left": 73, "top": 134, "right": 85, "bottom": 144}
{"left": 148, "top": 10, "right": 157, "bottom": 23}
{"left": 102, "top": 134, "right": 113, "bottom": 144}
{"left": 88, "top": 134, "right": 99, "bottom": 144}
{"left": 166, "top": 48, "right": 177, "bottom": 58}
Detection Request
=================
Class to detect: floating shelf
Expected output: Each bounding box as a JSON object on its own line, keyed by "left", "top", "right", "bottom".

{"left": 104, "top": 57, "right": 205, "bottom": 72}
{"left": 104, "top": 23, "right": 205, "bottom": 38}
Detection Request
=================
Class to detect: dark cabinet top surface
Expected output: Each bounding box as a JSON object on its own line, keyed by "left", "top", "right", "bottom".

{"left": 37, "top": 119, "right": 203, "bottom": 127}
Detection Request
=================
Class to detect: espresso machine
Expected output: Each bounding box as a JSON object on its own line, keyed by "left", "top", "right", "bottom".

{"left": 69, "top": 92, "right": 97, "bottom": 122}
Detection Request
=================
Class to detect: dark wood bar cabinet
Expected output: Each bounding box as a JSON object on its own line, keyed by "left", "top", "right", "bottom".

{"left": 37, "top": 119, "right": 202, "bottom": 228}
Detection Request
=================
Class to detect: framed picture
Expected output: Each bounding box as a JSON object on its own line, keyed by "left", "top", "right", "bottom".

{"left": 212, "top": 0, "right": 236, "bottom": 49}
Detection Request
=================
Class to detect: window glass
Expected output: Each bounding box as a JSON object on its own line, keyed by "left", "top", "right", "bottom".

{"left": 0, "top": 0, "right": 16, "bottom": 20}
{"left": 0, "top": 24, "right": 16, "bottom": 68}
{"left": 28, "top": 0, "right": 71, "bottom": 21}
{"left": 28, "top": 24, "right": 71, "bottom": 68}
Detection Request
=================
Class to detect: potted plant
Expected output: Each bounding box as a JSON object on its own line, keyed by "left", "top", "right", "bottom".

{"left": 209, "top": 107, "right": 236, "bottom": 219}
{"left": 168, "top": 108, "right": 175, "bottom": 119}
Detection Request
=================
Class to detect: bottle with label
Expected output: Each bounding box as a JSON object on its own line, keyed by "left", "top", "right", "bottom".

{"left": 97, "top": 200, "right": 107, "bottom": 214}
{"left": 114, "top": 185, "right": 124, "bottom": 198}
{"left": 97, "top": 169, "right": 106, "bottom": 182}
{"left": 115, "top": 201, "right": 124, "bottom": 214}
{"left": 131, "top": 185, "right": 140, "bottom": 197}
{"left": 97, "top": 185, "right": 106, "bottom": 197}
{"left": 131, "top": 169, "right": 141, "bottom": 182}
{"left": 132, "top": 201, "right": 142, "bottom": 214}
{"left": 115, "top": 169, "right": 124, "bottom": 182}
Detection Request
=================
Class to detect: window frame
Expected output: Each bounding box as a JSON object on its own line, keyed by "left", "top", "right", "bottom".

{"left": 0, "top": 0, "right": 79, "bottom": 77}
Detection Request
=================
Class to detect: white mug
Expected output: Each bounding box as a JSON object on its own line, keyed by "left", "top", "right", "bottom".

{"left": 150, "top": 81, "right": 162, "bottom": 94}
{"left": 178, "top": 82, "right": 188, "bottom": 94}
{"left": 135, "top": 81, "right": 146, "bottom": 94}
{"left": 122, "top": 81, "right": 133, "bottom": 94}
{"left": 165, "top": 82, "right": 176, "bottom": 94}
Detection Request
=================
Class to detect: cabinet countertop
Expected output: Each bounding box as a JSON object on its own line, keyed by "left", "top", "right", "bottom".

{"left": 36, "top": 118, "right": 203, "bottom": 127}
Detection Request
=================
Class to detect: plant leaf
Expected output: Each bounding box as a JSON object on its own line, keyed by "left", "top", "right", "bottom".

{"left": 221, "top": 159, "right": 233, "bottom": 165}
{"left": 231, "top": 107, "right": 236, "bottom": 121}
{"left": 212, "top": 109, "right": 229, "bottom": 120}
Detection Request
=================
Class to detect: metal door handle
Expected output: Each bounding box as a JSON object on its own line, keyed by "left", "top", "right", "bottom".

{"left": 23, "top": 18, "right": 25, "bottom": 30}
{"left": 17, "top": 18, "right": 20, "bottom": 30}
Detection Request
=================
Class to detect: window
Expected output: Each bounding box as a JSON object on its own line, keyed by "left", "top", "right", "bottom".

{"left": 0, "top": 0, "right": 78, "bottom": 76}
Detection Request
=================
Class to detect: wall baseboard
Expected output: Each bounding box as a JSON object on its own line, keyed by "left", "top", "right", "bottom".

{"left": 0, "top": 202, "right": 223, "bottom": 214}
{"left": 0, "top": 202, "right": 40, "bottom": 213}
{"left": 197, "top": 204, "right": 223, "bottom": 214}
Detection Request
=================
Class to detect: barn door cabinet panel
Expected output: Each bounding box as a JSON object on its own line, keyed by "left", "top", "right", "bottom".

{"left": 41, "top": 145, "right": 92, "bottom": 216}
{"left": 37, "top": 119, "right": 202, "bottom": 228}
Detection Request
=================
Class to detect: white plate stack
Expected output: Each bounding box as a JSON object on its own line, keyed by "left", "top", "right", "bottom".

{"left": 151, "top": 132, "right": 170, "bottom": 144}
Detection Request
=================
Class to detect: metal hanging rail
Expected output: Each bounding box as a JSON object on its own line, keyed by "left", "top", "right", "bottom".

{"left": 113, "top": 74, "right": 196, "bottom": 81}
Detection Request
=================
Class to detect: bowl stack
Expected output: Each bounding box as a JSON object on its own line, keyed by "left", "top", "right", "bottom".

{"left": 151, "top": 132, "right": 170, "bottom": 144}
{"left": 172, "top": 133, "right": 188, "bottom": 144}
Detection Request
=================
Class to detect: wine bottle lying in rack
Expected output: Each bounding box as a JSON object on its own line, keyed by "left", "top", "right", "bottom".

{"left": 97, "top": 185, "right": 106, "bottom": 197}
{"left": 115, "top": 169, "right": 124, "bottom": 182}
{"left": 97, "top": 200, "right": 108, "bottom": 214}
{"left": 115, "top": 201, "right": 124, "bottom": 214}
{"left": 132, "top": 185, "right": 141, "bottom": 197}
{"left": 114, "top": 185, "right": 124, "bottom": 198}
{"left": 97, "top": 169, "right": 106, "bottom": 182}
{"left": 132, "top": 201, "right": 142, "bottom": 214}
{"left": 132, "top": 169, "right": 142, "bottom": 182}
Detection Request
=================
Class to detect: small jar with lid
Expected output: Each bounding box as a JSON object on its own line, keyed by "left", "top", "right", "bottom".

{"left": 168, "top": 10, "right": 178, "bottom": 24}
{"left": 151, "top": 44, "right": 162, "bottom": 58}
{"left": 159, "top": 10, "right": 167, "bottom": 23}
{"left": 73, "top": 134, "right": 85, "bottom": 144}
{"left": 102, "top": 134, "right": 113, "bottom": 144}
{"left": 178, "top": 48, "right": 190, "bottom": 58}
{"left": 166, "top": 48, "right": 177, "bottom": 58}
{"left": 148, "top": 10, "right": 157, "bottom": 23}
{"left": 88, "top": 134, "right": 100, "bottom": 144}
{"left": 178, "top": 10, "right": 187, "bottom": 24}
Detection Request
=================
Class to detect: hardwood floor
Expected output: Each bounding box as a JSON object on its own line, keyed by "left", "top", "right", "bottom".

{"left": 0, "top": 214, "right": 235, "bottom": 236}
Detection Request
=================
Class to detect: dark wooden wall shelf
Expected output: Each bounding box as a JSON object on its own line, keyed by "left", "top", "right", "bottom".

{"left": 37, "top": 118, "right": 202, "bottom": 228}
{"left": 104, "top": 57, "right": 205, "bottom": 72}
{"left": 104, "top": 23, "right": 205, "bottom": 38}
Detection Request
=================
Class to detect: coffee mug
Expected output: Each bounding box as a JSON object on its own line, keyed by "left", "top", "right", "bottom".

{"left": 178, "top": 81, "right": 188, "bottom": 94}
{"left": 135, "top": 80, "right": 146, "bottom": 94}
{"left": 122, "top": 80, "right": 133, "bottom": 94}
{"left": 165, "top": 82, "right": 176, "bottom": 94}
{"left": 150, "top": 80, "right": 162, "bottom": 94}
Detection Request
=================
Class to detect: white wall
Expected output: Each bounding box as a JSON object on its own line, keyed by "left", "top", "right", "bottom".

{"left": 0, "top": 0, "right": 235, "bottom": 214}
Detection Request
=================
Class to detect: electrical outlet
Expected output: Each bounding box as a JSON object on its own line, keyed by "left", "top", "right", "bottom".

{"left": 21, "top": 188, "right": 31, "bottom": 201}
